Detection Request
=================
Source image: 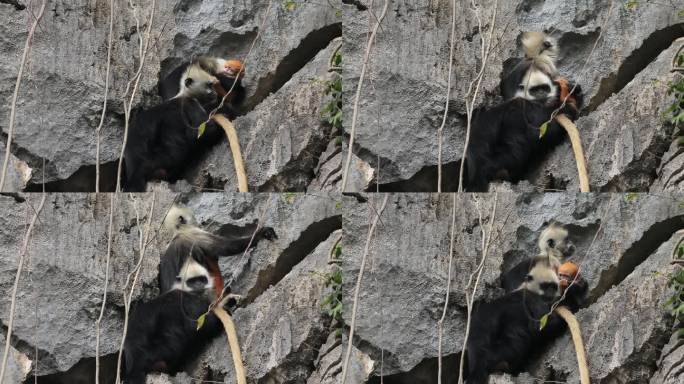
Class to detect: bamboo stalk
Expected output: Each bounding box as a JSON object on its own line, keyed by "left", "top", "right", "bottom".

{"left": 212, "top": 307, "right": 247, "bottom": 384}
{"left": 555, "top": 114, "right": 590, "bottom": 192}
{"left": 212, "top": 114, "right": 248, "bottom": 192}
{"left": 554, "top": 306, "right": 590, "bottom": 384}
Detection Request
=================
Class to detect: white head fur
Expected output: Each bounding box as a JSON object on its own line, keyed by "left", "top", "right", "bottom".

{"left": 514, "top": 67, "right": 558, "bottom": 101}
{"left": 163, "top": 204, "right": 214, "bottom": 248}
{"left": 172, "top": 257, "right": 213, "bottom": 293}
{"left": 512, "top": 32, "right": 560, "bottom": 102}
{"left": 522, "top": 31, "right": 559, "bottom": 78}
{"left": 175, "top": 62, "right": 219, "bottom": 100}
{"left": 538, "top": 222, "right": 574, "bottom": 259}
{"left": 522, "top": 257, "right": 560, "bottom": 299}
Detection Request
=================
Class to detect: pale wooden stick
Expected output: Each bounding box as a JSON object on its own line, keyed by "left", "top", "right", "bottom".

{"left": 212, "top": 114, "right": 248, "bottom": 192}
{"left": 212, "top": 307, "right": 247, "bottom": 384}
{"left": 554, "top": 306, "right": 590, "bottom": 384}
{"left": 555, "top": 114, "right": 590, "bottom": 192}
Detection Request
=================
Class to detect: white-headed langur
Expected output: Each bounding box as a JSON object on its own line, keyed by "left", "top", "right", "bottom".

{"left": 465, "top": 32, "right": 584, "bottom": 191}
{"left": 123, "top": 57, "right": 246, "bottom": 192}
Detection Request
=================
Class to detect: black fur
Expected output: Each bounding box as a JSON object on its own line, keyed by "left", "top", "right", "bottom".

{"left": 160, "top": 225, "right": 277, "bottom": 293}
{"left": 502, "top": 254, "right": 575, "bottom": 294}
{"left": 123, "top": 60, "right": 246, "bottom": 192}
{"left": 465, "top": 279, "right": 587, "bottom": 383}
{"left": 122, "top": 289, "right": 226, "bottom": 384}
{"left": 123, "top": 96, "right": 223, "bottom": 192}
{"left": 465, "top": 81, "right": 583, "bottom": 192}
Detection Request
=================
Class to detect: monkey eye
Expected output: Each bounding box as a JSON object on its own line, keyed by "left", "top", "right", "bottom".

{"left": 184, "top": 78, "right": 194, "bottom": 87}
{"left": 517, "top": 85, "right": 525, "bottom": 91}
{"left": 525, "top": 274, "right": 533, "bottom": 282}
{"left": 179, "top": 216, "right": 186, "bottom": 224}
{"left": 547, "top": 239, "right": 555, "bottom": 248}
{"left": 543, "top": 41, "right": 552, "bottom": 49}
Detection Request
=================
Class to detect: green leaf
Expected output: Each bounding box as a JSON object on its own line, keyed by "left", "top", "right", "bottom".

{"left": 283, "top": 0, "right": 296, "bottom": 11}
{"left": 197, "top": 122, "right": 207, "bottom": 138}
{"left": 539, "top": 122, "right": 549, "bottom": 138}
{"left": 678, "top": 9, "right": 684, "bottom": 18}
{"left": 539, "top": 314, "right": 549, "bottom": 330}
{"left": 196, "top": 313, "right": 206, "bottom": 330}
{"left": 625, "top": 0, "right": 639, "bottom": 11}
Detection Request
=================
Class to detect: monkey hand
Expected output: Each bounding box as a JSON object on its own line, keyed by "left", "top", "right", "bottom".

{"left": 260, "top": 227, "right": 278, "bottom": 241}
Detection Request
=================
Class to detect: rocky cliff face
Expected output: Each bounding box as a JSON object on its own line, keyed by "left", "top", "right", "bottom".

{"left": 342, "top": 0, "right": 684, "bottom": 192}
{"left": 0, "top": 0, "right": 341, "bottom": 192}
{"left": 0, "top": 191, "right": 342, "bottom": 383}
{"left": 342, "top": 193, "right": 683, "bottom": 384}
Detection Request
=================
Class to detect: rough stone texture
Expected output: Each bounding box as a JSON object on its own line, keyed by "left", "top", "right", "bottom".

{"left": 0, "top": 1, "right": 340, "bottom": 191}
{"left": 649, "top": 332, "right": 684, "bottom": 384}
{"left": 145, "top": 372, "right": 193, "bottom": 384}
{"left": 0, "top": 192, "right": 340, "bottom": 381}
{"left": 192, "top": 230, "right": 341, "bottom": 384}
{"left": 187, "top": 38, "right": 342, "bottom": 192}
{"left": 0, "top": 193, "right": 170, "bottom": 375}
{"left": 342, "top": 193, "right": 684, "bottom": 382}
{"left": 342, "top": 0, "right": 684, "bottom": 191}
{"left": 307, "top": 333, "right": 374, "bottom": 384}
{"left": 528, "top": 234, "right": 677, "bottom": 383}
{"left": 651, "top": 138, "right": 684, "bottom": 193}
{"left": 533, "top": 42, "right": 679, "bottom": 192}
{"left": 0, "top": 341, "right": 32, "bottom": 383}
{"left": 0, "top": 146, "right": 32, "bottom": 192}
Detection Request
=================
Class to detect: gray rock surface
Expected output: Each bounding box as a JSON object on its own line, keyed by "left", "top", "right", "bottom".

{"left": 0, "top": 146, "right": 32, "bottom": 192}
{"left": 187, "top": 39, "right": 342, "bottom": 192}
{"left": 193, "top": 230, "right": 341, "bottom": 383}
{"left": 0, "top": 341, "right": 32, "bottom": 383}
{"left": 650, "top": 331, "right": 684, "bottom": 384}
{"left": 0, "top": 1, "right": 341, "bottom": 191}
{"left": 307, "top": 333, "right": 374, "bottom": 384}
{"left": 528, "top": 233, "right": 678, "bottom": 383}
{"left": 0, "top": 191, "right": 340, "bottom": 381}
{"left": 342, "top": 193, "right": 684, "bottom": 382}
{"left": 342, "top": 0, "right": 684, "bottom": 191}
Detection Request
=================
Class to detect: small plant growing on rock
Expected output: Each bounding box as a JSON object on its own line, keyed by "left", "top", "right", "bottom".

{"left": 666, "top": 48, "right": 684, "bottom": 148}
{"left": 316, "top": 243, "right": 343, "bottom": 336}
{"left": 666, "top": 233, "right": 684, "bottom": 337}
{"left": 321, "top": 48, "right": 343, "bottom": 134}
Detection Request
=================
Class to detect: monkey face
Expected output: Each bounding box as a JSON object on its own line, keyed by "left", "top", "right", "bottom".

{"left": 547, "top": 236, "right": 575, "bottom": 259}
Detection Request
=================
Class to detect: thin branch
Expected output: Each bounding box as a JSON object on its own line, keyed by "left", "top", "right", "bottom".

{"left": 115, "top": 191, "right": 157, "bottom": 384}
{"left": 115, "top": 0, "right": 157, "bottom": 192}
{"left": 437, "top": 0, "right": 457, "bottom": 192}
{"left": 202, "top": 0, "right": 274, "bottom": 125}
{"left": 457, "top": 192, "right": 499, "bottom": 384}
{"left": 437, "top": 193, "right": 459, "bottom": 383}
{"left": 340, "top": 194, "right": 390, "bottom": 384}
{"left": 95, "top": 0, "right": 115, "bottom": 192}
{"left": 340, "top": 0, "right": 390, "bottom": 192}
{"left": 543, "top": 0, "right": 615, "bottom": 128}
{"left": 94, "top": 193, "right": 116, "bottom": 384}
{"left": 0, "top": 194, "right": 47, "bottom": 384}
{"left": 0, "top": 0, "right": 47, "bottom": 192}
{"left": 457, "top": 0, "right": 499, "bottom": 192}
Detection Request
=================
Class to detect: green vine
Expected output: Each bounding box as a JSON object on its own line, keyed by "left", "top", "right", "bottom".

{"left": 317, "top": 243, "right": 343, "bottom": 335}
{"left": 666, "top": 48, "right": 684, "bottom": 149}
{"left": 666, "top": 238, "right": 684, "bottom": 337}
{"left": 320, "top": 47, "right": 343, "bottom": 134}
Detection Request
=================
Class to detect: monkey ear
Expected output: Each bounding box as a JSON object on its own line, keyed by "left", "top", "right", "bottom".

{"left": 184, "top": 78, "right": 194, "bottom": 88}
